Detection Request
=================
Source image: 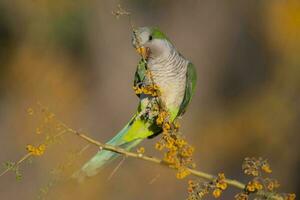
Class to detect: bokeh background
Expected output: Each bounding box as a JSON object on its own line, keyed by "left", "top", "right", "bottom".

{"left": 0, "top": 0, "right": 299, "bottom": 199}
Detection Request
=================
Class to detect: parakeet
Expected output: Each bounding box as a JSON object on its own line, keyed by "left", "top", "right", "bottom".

{"left": 74, "top": 27, "right": 197, "bottom": 180}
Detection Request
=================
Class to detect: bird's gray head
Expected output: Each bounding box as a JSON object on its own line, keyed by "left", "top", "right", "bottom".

{"left": 132, "top": 27, "right": 173, "bottom": 60}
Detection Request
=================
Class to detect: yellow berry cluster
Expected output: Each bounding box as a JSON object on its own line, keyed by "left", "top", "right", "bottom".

{"left": 136, "top": 147, "right": 145, "bottom": 154}
{"left": 234, "top": 193, "right": 249, "bottom": 200}
{"left": 26, "top": 144, "right": 46, "bottom": 156}
{"left": 156, "top": 132, "right": 195, "bottom": 179}
{"left": 212, "top": 173, "right": 228, "bottom": 198}
{"left": 187, "top": 173, "right": 228, "bottom": 200}
{"left": 248, "top": 177, "right": 280, "bottom": 192}
{"left": 25, "top": 105, "right": 71, "bottom": 159}
{"left": 138, "top": 66, "right": 195, "bottom": 180}
{"left": 236, "top": 157, "right": 296, "bottom": 200}
{"left": 262, "top": 178, "right": 280, "bottom": 191}
{"left": 187, "top": 180, "right": 210, "bottom": 200}
{"left": 246, "top": 180, "right": 263, "bottom": 192}
{"left": 187, "top": 180, "right": 209, "bottom": 200}
{"left": 133, "top": 84, "right": 160, "bottom": 97}
{"left": 242, "top": 157, "right": 272, "bottom": 177}
{"left": 176, "top": 167, "right": 191, "bottom": 179}
{"left": 154, "top": 109, "right": 195, "bottom": 179}
{"left": 156, "top": 111, "right": 169, "bottom": 126}
{"left": 235, "top": 191, "right": 296, "bottom": 200}
{"left": 261, "top": 162, "right": 272, "bottom": 173}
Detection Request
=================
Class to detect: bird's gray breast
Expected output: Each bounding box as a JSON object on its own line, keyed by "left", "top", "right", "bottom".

{"left": 147, "top": 51, "right": 188, "bottom": 110}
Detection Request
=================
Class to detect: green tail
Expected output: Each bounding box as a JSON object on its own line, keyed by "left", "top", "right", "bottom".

{"left": 73, "top": 115, "right": 155, "bottom": 181}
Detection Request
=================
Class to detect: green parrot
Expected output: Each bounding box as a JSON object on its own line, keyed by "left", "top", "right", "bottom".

{"left": 74, "top": 27, "right": 197, "bottom": 180}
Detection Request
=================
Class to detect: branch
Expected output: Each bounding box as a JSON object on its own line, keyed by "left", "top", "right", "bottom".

{"left": 0, "top": 126, "right": 289, "bottom": 200}
{"left": 73, "top": 131, "right": 283, "bottom": 200}
{"left": 0, "top": 153, "right": 31, "bottom": 177}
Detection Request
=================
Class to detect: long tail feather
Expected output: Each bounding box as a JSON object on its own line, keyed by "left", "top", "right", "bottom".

{"left": 72, "top": 120, "right": 143, "bottom": 181}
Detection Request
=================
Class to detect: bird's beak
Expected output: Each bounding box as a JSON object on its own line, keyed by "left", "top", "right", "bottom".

{"left": 136, "top": 46, "right": 150, "bottom": 60}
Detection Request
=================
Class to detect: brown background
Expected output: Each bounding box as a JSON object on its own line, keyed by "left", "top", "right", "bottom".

{"left": 0, "top": 0, "right": 299, "bottom": 199}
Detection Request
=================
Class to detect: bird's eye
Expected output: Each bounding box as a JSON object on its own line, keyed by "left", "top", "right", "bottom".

{"left": 149, "top": 35, "right": 153, "bottom": 41}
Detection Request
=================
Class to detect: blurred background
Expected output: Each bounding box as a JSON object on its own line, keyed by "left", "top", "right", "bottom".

{"left": 0, "top": 0, "right": 299, "bottom": 199}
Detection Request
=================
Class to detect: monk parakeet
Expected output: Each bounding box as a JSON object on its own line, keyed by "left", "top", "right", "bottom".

{"left": 74, "top": 27, "right": 197, "bottom": 179}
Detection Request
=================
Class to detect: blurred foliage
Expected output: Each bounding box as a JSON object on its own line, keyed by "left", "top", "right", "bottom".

{"left": 48, "top": 5, "right": 90, "bottom": 59}
{"left": 0, "top": 0, "right": 299, "bottom": 200}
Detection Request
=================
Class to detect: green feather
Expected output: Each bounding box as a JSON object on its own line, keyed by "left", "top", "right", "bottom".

{"left": 134, "top": 59, "right": 147, "bottom": 98}
{"left": 178, "top": 62, "right": 197, "bottom": 116}
{"left": 123, "top": 117, "right": 153, "bottom": 141}
{"left": 150, "top": 27, "right": 170, "bottom": 41}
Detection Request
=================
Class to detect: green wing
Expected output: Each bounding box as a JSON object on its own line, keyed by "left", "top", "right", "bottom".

{"left": 126, "top": 59, "right": 161, "bottom": 141}
{"left": 177, "top": 62, "right": 197, "bottom": 117}
{"left": 134, "top": 59, "right": 147, "bottom": 98}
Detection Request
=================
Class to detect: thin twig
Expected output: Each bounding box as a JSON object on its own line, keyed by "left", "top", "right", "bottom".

{"left": 148, "top": 174, "right": 160, "bottom": 185}
{"left": 107, "top": 156, "right": 126, "bottom": 181}
{"left": 0, "top": 153, "right": 32, "bottom": 177}
{"left": 0, "top": 130, "right": 67, "bottom": 178}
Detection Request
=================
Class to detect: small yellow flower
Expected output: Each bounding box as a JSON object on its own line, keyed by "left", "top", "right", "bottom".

{"left": 176, "top": 167, "right": 190, "bottom": 179}
{"left": 246, "top": 180, "right": 263, "bottom": 192}
{"left": 212, "top": 188, "right": 222, "bottom": 198}
{"left": 174, "top": 121, "right": 180, "bottom": 130}
{"left": 181, "top": 146, "right": 194, "bottom": 157}
{"left": 217, "top": 182, "right": 227, "bottom": 190}
{"left": 165, "top": 138, "right": 175, "bottom": 149}
{"left": 153, "top": 84, "right": 160, "bottom": 91}
{"left": 26, "top": 144, "right": 34, "bottom": 152}
{"left": 134, "top": 84, "right": 160, "bottom": 97}
{"left": 253, "top": 181, "right": 263, "bottom": 190}
{"left": 261, "top": 163, "right": 272, "bottom": 173}
{"left": 251, "top": 170, "right": 259, "bottom": 177}
{"left": 156, "top": 111, "right": 168, "bottom": 126}
{"left": 246, "top": 182, "right": 256, "bottom": 192}
{"left": 26, "top": 144, "right": 46, "bottom": 156}
{"left": 173, "top": 160, "right": 181, "bottom": 169}
{"left": 216, "top": 173, "right": 227, "bottom": 191}
{"left": 175, "top": 138, "right": 187, "bottom": 148}
{"left": 155, "top": 142, "right": 164, "bottom": 151}
{"left": 188, "top": 180, "right": 195, "bottom": 187}
{"left": 137, "top": 147, "right": 145, "bottom": 154}
{"left": 163, "top": 122, "right": 171, "bottom": 132}
{"left": 265, "top": 179, "right": 279, "bottom": 191}
{"left": 267, "top": 182, "right": 274, "bottom": 191}
{"left": 156, "top": 114, "right": 164, "bottom": 125}
{"left": 133, "top": 86, "right": 142, "bottom": 94}
{"left": 218, "top": 173, "right": 225, "bottom": 180}
{"left": 235, "top": 193, "right": 248, "bottom": 200}
{"left": 165, "top": 157, "right": 175, "bottom": 164}
{"left": 198, "top": 190, "right": 209, "bottom": 198}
